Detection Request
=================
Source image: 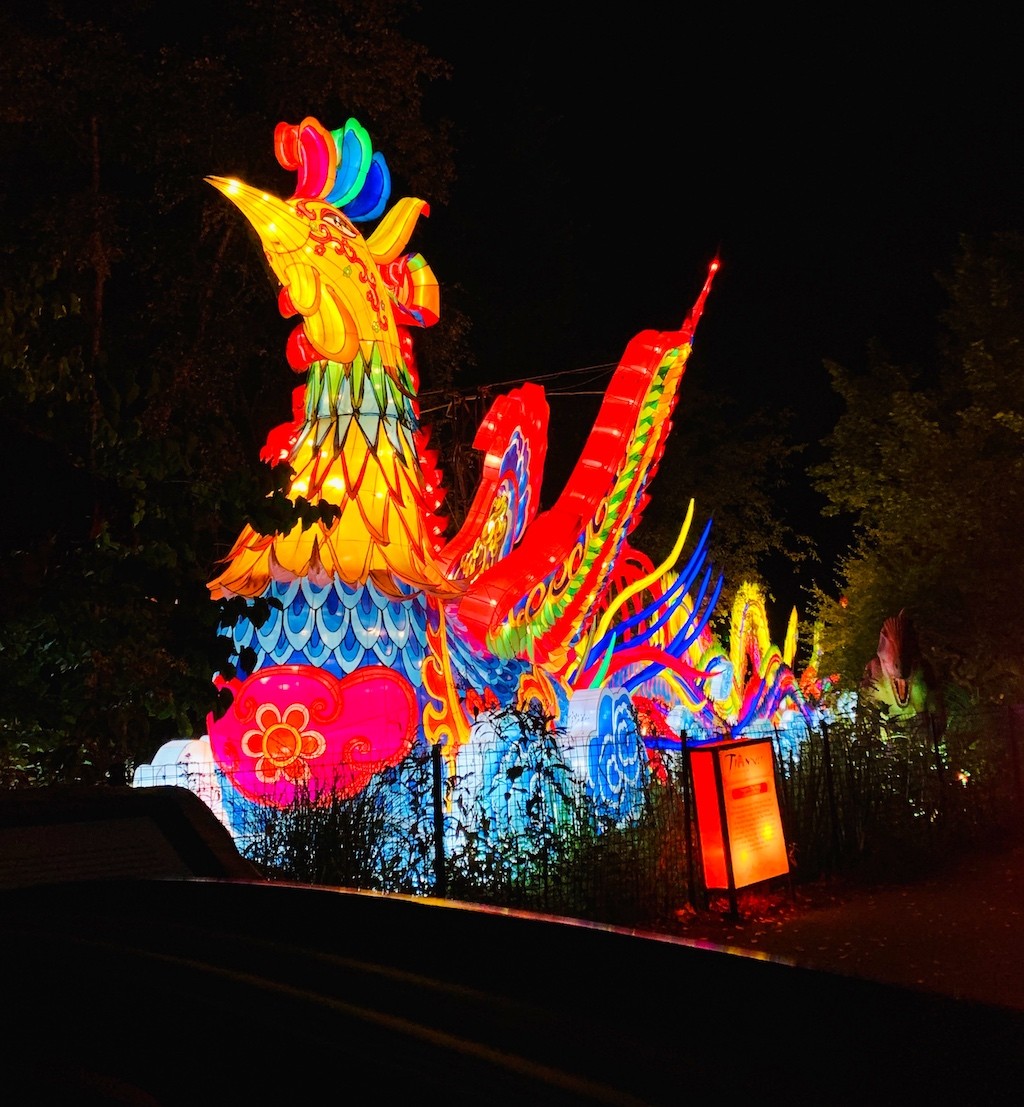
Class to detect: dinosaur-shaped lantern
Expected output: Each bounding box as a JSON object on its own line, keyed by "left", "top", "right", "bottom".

{"left": 861, "top": 609, "right": 944, "bottom": 736}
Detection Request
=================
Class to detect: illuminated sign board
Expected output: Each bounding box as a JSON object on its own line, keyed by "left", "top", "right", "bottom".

{"left": 690, "top": 737, "right": 789, "bottom": 891}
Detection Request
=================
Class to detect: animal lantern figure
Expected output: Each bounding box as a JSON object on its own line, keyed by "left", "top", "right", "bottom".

{"left": 134, "top": 116, "right": 814, "bottom": 838}
{"left": 861, "top": 609, "right": 943, "bottom": 735}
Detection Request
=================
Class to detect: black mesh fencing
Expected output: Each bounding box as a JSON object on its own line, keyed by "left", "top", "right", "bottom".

{"left": 234, "top": 702, "right": 1024, "bottom": 932}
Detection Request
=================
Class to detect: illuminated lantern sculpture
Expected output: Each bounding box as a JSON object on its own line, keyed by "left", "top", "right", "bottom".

{"left": 134, "top": 114, "right": 818, "bottom": 850}
{"left": 861, "top": 609, "right": 945, "bottom": 738}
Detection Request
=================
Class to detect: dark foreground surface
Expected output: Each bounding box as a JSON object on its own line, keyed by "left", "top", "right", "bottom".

{"left": 674, "top": 837, "right": 1024, "bottom": 1011}
{"left": 6, "top": 876, "right": 1024, "bottom": 1105}
{"left": 3, "top": 787, "right": 1023, "bottom": 1104}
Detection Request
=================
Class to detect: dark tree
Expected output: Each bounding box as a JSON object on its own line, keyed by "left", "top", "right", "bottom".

{"left": 809, "top": 232, "right": 1024, "bottom": 704}
{"left": 0, "top": 1, "right": 459, "bottom": 783}
{"left": 630, "top": 377, "right": 812, "bottom": 639}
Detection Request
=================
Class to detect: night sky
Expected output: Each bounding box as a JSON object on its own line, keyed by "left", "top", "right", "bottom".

{"left": 404, "top": 9, "right": 1024, "bottom": 609}
{"left": 415, "top": 12, "right": 1023, "bottom": 391}
{"left": 7, "top": 8, "right": 1022, "bottom": 619}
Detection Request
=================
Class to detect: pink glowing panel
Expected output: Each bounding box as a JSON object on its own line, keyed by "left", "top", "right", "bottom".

{"left": 208, "top": 665, "right": 417, "bottom": 806}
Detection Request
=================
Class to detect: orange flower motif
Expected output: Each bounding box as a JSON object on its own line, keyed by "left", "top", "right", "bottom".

{"left": 210, "top": 665, "right": 419, "bottom": 806}
{"left": 241, "top": 702, "right": 327, "bottom": 785}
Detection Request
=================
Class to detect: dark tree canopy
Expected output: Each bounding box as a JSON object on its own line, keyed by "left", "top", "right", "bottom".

{"left": 630, "top": 378, "right": 812, "bottom": 640}
{"left": 809, "top": 232, "right": 1024, "bottom": 704}
{"left": 0, "top": 1, "right": 458, "bottom": 783}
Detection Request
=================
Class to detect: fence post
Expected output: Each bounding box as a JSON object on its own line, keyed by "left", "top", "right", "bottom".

{"left": 681, "top": 738, "right": 702, "bottom": 910}
{"left": 820, "top": 719, "right": 841, "bottom": 870}
{"left": 431, "top": 742, "right": 447, "bottom": 898}
{"left": 771, "top": 725, "right": 790, "bottom": 829}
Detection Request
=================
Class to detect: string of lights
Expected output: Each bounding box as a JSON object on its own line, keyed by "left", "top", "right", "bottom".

{"left": 417, "top": 360, "right": 620, "bottom": 416}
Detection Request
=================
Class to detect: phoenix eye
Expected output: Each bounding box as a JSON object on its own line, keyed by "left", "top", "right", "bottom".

{"left": 322, "top": 210, "right": 356, "bottom": 238}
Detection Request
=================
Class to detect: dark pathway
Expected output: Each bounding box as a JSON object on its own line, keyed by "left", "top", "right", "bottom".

{"left": 674, "top": 839, "right": 1024, "bottom": 1010}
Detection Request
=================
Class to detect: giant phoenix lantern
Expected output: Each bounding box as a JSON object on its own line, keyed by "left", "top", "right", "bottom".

{"left": 135, "top": 115, "right": 818, "bottom": 849}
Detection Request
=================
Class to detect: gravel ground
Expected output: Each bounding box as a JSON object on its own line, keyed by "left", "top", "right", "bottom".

{"left": 670, "top": 838, "right": 1024, "bottom": 1009}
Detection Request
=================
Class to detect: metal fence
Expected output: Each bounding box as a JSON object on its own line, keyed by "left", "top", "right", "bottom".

{"left": 237, "top": 702, "right": 1024, "bottom": 933}
{"left": 764, "top": 703, "right": 1024, "bottom": 882}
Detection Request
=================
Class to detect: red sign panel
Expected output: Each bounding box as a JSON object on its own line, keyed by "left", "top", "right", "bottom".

{"left": 691, "top": 737, "right": 789, "bottom": 891}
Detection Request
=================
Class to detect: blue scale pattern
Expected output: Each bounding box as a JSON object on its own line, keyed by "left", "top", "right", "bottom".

{"left": 222, "top": 579, "right": 430, "bottom": 686}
